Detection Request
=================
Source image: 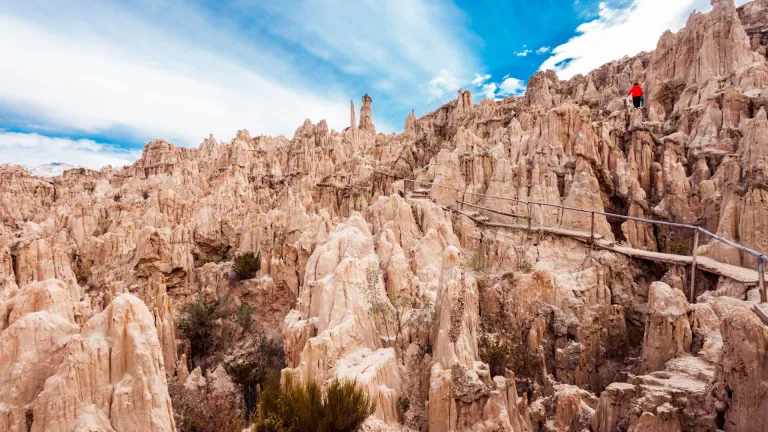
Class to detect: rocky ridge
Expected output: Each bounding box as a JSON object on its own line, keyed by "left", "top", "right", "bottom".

{"left": 1, "top": 0, "right": 768, "bottom": 431}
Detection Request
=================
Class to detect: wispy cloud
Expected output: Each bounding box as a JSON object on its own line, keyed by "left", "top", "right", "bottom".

{"left": 537, "top": 46, "right": 551, "bottom": 54}
{"left": 0, "top": 131, "right": 140, "bottom": 169}
{"left": 0, "top": 0, "right": 481, "bottom": 167}
{"left": 472, "top": 74, "right": 526, "bottom": 100}
{"left": 428, "top": 69, "right": 464, "bottom": 101}
{"left": 515, "top": 49, "right": 533, "bottom": 57}
{"left": 539, "top": 0, "right": 752, "bottom": 79}
{"left": 481, "top": 82, "right": 498, "bottom": 99}
{"left": 0, "top": 9, "right": 349, "bottom": 147}
{"left": 498, "top": 77, "right": 526, "bottom": 96}
{"left": 471, "top": 74, "right": 492, "bottom": 86}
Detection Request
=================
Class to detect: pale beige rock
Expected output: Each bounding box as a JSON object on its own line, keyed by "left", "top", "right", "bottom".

{"left": 642, "top": 282, "right": 692, "bottom": 372}
{"left": 185, "top": 366, "right": 207, "bottom": 391}
{"left": 359, "top": 94, "right": 376, "bottom": 134}
{"left": 709, "top": 307, "right": 768, "bottom": 432}
{"left": 0, "top": 1, "right": 766, "bottom": 428}
{"left": 283, "top": 213, "right": 401, "bottom": 424}
{"left": 31, "top": 294, "right": 175, "bottom": 432}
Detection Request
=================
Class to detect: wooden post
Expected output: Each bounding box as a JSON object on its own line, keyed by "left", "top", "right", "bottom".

{"left": 759, "top": 258, "right": 766, "bottom": 304}
{"left": 527, "top": 202, "right": 532, "bottom": 231}
{"left": 590, "top": 211, "right": 595, "bottom": 247}
{"left": 538, "top": 203, "right": 544, "bottom": 228}
{"left": 690, "top": 229, "right": 700, "bottom": 303}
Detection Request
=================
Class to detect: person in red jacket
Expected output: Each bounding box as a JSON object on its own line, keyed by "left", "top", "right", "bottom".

{"left": 628, "top": 83, "right": 644, "bottom": 108}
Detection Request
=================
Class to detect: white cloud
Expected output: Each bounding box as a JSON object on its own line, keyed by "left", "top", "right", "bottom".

{"left": 473, "top": 75, "right": 526, "bottom": 100}
{"left": 471, "top": 74, "right": 492, "bottom": 86}
{"left": 498, "top": 77, "right": 526, "bottom": 96}
{"left": 515, "top": 49, "right": 533, "bottom": 57}
{"left": 255, "top": 1, "right": 481, "bottom": 108}
{"left": 0, "top": 0, "right": 481, "bottom": 152}
{"left": 539, "top": 0, "right": 750, "bottom": 79}
{"left": 0, "top": 131, "right": 140, "bottom": 169}
{"left": 428, "top": 69, "right": 463, "bottom": 101}
{"left": 537, "top": 46, "right": 551, "bottom": 54}
{"left": 480, "top": 83, "right": 498, "bottom": 100}
{"left": 0, "top": 13, "right": 349, "bottom": 147}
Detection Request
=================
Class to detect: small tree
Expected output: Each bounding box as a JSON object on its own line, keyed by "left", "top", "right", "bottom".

{"left": 390, "top": 292, "right": 435, "bottom": 363}
{"left": 227, "top": 337, "right": 286, "bottom": 418}
{"left": 235, "top": 303, "right": 254, "bottom": 331}
{"left": 178, "top": 298, "right": 219, "bottom": 362}
{"left": 360, "top": 264, "right": 394, "bottom": 340}
{"left": 234, "top": 251, "right": 261, "bottom": 280}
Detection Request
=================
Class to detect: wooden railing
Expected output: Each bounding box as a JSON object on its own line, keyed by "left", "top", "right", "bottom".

{"left": 403, "top": 173, "right": 767, "bottom": 303}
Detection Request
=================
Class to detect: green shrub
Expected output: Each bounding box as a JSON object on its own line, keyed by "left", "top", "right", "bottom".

{"left": 227, "top": 337, "right": 286, "bottom": 417}
{"left": 252, "top": 375, "right": 376, "bottom": 432}
{"left": 479, "top": 333, "right": 541, "bottom": 380}
{"left": 236, "top": 303, "right": 254, "bottom": 330}
{"left": 479, "top": 334, "right": 510, "bottom": 377}
{"left": 234, "top": 251, "right": 261, "bottom": 280}
{"left": 179, "top": 298, "right": 219, "bottom": 361}
{"left": 397, "top": 396, "right": 410, "bottom": 417}
{"left": 669, "top": 241, "right": 689, "bottom": 256}
{"left": 518, "top": 259, "right": 534, "bottom": 274}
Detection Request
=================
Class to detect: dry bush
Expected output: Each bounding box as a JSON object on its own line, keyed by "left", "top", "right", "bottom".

{"left": 252, "top": 374, "right": 376, "bottom": 432}
{"left": 234, "top": 251, "right": 261, "bottom": 280}
{"left": 169, "top": 380, "right": 245, "bottom": 432}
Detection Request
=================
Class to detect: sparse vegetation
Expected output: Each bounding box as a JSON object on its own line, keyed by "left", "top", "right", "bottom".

{"left": 469, "top": 247, "right": 487, "bottom": 273}
{"left": 396, "top": 396, "right": 410, "bottom": 423}
{"left": 251, "top": 374, "right": 376, "bottom": 432}
{"left": 479, "top": 331, "right": 542, "bottom": 380}
{"left": 518, "top": 259, "right": 534, "bottom": 274}
{"left": 169, "top": 379, "right": 246, "bottom": 432}
{"left": 360, "top": 263, "right": 435, "bottom": 363}
{"left": 178, "top": 298, "right": 219, "bottom": 362}
{"left": 420, "top": 341, "right": 433, "bottom": 356}
{"left": 235, "top": 303, "right": 254, "bottom": 330}
{"left": 199, "top": 255, "right": 225, "bottom": 266}
{"left": 669, "top": 241, "right": 689, "bottom": 256}
{"left": 604, "top": 326, "right": 630, "bottom": 360}
{"left": 142, "top": 191, "right": 150, "bottom": 200}
{"left": 227, "top": 337, "right": 286, "bottom": 418}
{"left": 234, "top": 251, "right": 261, "bottom": 280}
{"left": 390, "top": 292, "right": 435, "bottom": 362}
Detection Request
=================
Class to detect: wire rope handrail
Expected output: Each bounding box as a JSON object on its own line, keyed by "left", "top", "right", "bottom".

{"left": 402, "top": 174, "right": 767, "bottom": 303}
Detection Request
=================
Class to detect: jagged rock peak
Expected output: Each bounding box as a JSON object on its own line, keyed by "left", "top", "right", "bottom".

{"left": 404, "top": 108, "right": 418, "bottom": 138}
{"left": 234, "top": 129, "right": 252, "bottom": 142}
{"left": 359, "top": 93, "right": 376, "bottom": 133}
{"left": 456, "top": 89, "right": 473, "bottom": 112}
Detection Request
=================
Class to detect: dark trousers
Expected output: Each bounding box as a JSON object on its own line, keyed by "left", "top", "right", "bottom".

{"left": 633, "top": 96, "right": 642, "bottom": 108}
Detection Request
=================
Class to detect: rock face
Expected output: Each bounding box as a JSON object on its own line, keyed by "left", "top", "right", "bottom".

{"left": 709, "top": 307, "right": 768, "bottom": 432}
{"left": 0, "top": 279, "right": 174, "bottom": 432}
{"left": 1, "top": 1, "right": 767, "bottom": 430}
{"left": 359, "top": 93, "right": 376, "bottom": 134}
{"left": 642, "top": 282, "right": 692, "bottom": 372}
{"left": 283, "top": 213, "right": 401, "bottom": 423}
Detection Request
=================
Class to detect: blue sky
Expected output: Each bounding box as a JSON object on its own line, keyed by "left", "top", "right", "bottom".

{"left": 0, "top": 0, "right": 749, "bottom": 168}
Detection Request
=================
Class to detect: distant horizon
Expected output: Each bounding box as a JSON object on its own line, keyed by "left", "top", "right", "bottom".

{"left": 0, "top": 0, "right": 751, "bottom": 169}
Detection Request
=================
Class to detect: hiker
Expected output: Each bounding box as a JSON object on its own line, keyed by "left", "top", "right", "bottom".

{"left": 628, "top": 83, "right": 644, "bottom": 109}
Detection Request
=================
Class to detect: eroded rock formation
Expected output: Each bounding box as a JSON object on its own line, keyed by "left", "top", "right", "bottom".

{"left": 1, "top": 1, "right": 768, "bottom": 431}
